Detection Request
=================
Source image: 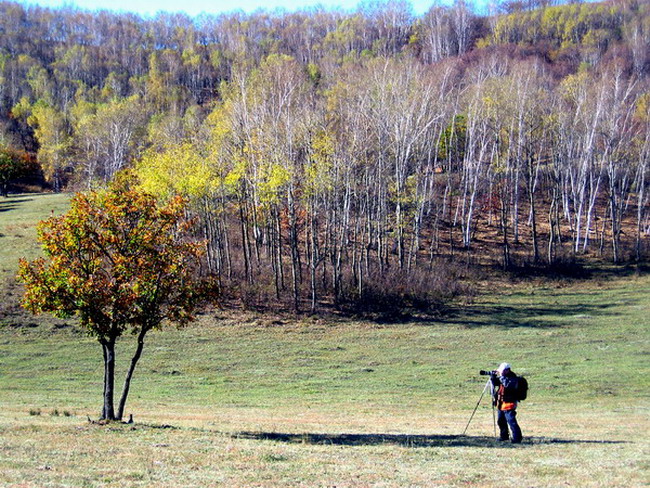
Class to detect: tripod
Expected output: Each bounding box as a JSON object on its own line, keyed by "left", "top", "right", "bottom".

{"left": 462, "top": 378, "right": 496, "bottom": 436}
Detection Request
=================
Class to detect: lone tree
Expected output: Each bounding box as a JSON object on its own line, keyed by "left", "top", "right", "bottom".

{"left": 18, "top": 182, "right": 210, "bottom": 421}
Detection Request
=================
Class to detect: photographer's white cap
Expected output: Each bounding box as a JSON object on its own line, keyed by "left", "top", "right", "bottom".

{"left": 497, "top": 362, "right": 511, "bottom": 374}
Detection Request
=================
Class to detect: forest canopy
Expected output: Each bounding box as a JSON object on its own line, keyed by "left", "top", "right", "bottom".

{"left": 3, "top": 0, "right": 649, "bottom": 314}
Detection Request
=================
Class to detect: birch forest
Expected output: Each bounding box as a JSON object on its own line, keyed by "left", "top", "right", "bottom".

{"left": 2, "top": 0, "right": 650, "bottom": 314}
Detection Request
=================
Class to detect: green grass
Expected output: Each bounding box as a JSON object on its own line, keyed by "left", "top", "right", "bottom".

{"left": 0, "top": 193, "right": 649, "bottom": 487}
{"left": 0, "top": 193, "right": 70, "bottom": 261}
{"left": 0, "top": 193, "right": 71, "bottom": 325}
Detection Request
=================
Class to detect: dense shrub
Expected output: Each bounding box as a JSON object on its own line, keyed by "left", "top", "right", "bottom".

{"left": 219, "top": 253, "right": 474, "bottom": 318}
{"left": 337, "top": 262, "right": 474, "bottom": 319}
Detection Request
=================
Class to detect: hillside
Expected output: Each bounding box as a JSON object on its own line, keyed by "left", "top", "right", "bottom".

{"left": 1, "top": 193, "right": 649, "bottom": 487}
{"left": 1, "top": 2, "right": 649, "bottom": 483}
{"left": 0, "top": 0, "right": 649, "bottom": 312}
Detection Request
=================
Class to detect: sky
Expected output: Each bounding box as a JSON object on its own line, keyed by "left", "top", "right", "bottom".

{"left": 20, "top": 0, "right": 451, "bottom": 17}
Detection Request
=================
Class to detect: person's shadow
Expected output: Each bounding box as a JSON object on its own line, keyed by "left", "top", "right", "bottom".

{"left": 233, "top": 431, "right": 626, "bottom": 448}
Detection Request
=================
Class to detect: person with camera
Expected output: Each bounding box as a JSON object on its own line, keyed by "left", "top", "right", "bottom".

{"left": 490, "top": 362, "right": 523, "bottom": 444}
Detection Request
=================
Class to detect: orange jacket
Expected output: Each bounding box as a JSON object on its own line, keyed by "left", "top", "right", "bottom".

{"left": 497, "top": 384, "right": 517, "bottom": 411}
{"left": 492, "top": 371, "right": 519, "bottom": 411}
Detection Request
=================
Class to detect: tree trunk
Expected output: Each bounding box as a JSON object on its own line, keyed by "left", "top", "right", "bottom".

{"left": 310, "top": 233, "right": 318, "bottom": 313}
{"left": 500, "top": 185, "right": 511, "bottom": 270}
{"left": 609, "top": 188, "right": 620, "bottom": 264}
{"left": 116, "top": 328, "right": 149, "bottom": 421}
{"left": 100, "top": 338, "right": 117, "bottom": 421}
{"left": 636, "top": 168, "right": 646, "bottom": 262}
{"left": 528, "top": 180, "right": 539, "bottom": 264}
{"left": 239, "top": 203, "right": 251, "bottom": 284}
{"left": 289, "top": 209, "right": 300, "bottom": 312}
{"left": 548, "top": 186, "right": 559, "bottom": 265}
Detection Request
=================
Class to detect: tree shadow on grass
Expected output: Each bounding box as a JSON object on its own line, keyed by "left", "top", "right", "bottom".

{"left": 232, "top": 431, "right": 626, "bottom": 448}
{"left": 436, "top": 300, "right": 622, "bottom": 329}
{"left": 0, "top": 197, "right": 33, "bottom": 213}
{"left": 0, "top": 202, "right": 19, "bottom": 212}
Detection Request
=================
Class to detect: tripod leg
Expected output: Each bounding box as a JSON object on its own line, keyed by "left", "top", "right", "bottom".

{"left": 462, "top": 379, "right": 491, "bottom": 436}
{"left": 490, "top": 381, "right": 496, "bottom": 437}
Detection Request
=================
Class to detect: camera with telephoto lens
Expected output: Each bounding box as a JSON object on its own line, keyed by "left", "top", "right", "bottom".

{"left": 479, "top": 370, "right": 497, "bottom": 376}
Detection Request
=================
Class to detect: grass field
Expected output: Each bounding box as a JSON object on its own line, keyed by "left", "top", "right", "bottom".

{"left": 1, "top": 193, "right": 649, "bottom": 487}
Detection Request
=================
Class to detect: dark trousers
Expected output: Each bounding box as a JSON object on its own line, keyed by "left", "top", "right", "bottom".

{"left": 497, "top": 409, "right": 522, "bottom": 443}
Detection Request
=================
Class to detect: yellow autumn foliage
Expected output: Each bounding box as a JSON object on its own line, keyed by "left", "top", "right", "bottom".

{"left": 136, "top": 143, "right": 218, "bottom": 201}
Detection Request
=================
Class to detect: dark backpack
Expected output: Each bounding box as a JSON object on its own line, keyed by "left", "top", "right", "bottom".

{"left": 515, "top": 376, "right": 528, "bottom": 401}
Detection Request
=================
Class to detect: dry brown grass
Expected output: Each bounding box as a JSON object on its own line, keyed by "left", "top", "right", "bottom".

{"left": 0, "top": 404, "right": 647, "bottom": 487}
{"left": 2, "top": 193, "right": 649, "bottom": 487}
